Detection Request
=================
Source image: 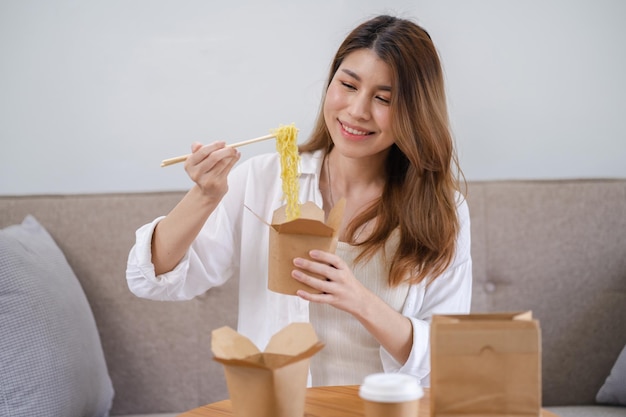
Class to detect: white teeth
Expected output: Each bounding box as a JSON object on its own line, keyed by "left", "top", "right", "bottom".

{"left": 343, "top": 124, "right": 368, "bottom": 136}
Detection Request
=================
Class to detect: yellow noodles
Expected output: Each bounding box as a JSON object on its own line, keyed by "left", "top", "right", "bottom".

{"left": 272, "top": 123, "right": 300, "bottom": 220}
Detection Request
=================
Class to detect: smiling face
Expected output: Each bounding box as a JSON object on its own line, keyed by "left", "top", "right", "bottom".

{"left": 323, "top": 48, "right": 395, "bottom": 161}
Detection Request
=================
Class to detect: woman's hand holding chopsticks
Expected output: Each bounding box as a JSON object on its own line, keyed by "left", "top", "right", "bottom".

{"left": 151, "top": 141, "right": 240, "bottom": 276}
{"left": 186, "top": 141, "right": 241, "bottom": 202}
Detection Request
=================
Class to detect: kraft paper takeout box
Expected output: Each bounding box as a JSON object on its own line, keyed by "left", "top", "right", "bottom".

{"left": 211, "top": 322, "right": 324, "bottom": 417}
{"left": 430, "top": 311, "right": 542, "bottom": 417}
{"left": 268, "top": 199, "right": 346, "bottom": 295}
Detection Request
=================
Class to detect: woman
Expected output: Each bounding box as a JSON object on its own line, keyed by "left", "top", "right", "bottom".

{"left": 126, "top": 14, "right": 472, "bottom": 386}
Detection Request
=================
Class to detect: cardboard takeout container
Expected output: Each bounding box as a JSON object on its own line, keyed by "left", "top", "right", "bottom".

{"left": 430, "top": 311, "right": 541, "bottom": 417}
{"left": 268, "top": 199, "right": 346, "bottom": 295}
{"left": 211, "top": 322, "right": 324, "bottom": 417}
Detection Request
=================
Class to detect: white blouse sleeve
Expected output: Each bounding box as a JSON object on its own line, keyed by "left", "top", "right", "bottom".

{"left": 125, "top": 200, "right": 238, "bottom": 301}
{"left": 126, "top": 216, "right": 192, "bottom": 300}
{"left": 125, "top": 159, "right": 253, "bottom": 301}
{"left": 379, "top": 197, "right": 473, "bottom": 384}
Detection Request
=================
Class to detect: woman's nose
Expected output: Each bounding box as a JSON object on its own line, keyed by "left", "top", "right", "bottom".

{"left": 347, "top": 93, "right": 371, "bottom": 120}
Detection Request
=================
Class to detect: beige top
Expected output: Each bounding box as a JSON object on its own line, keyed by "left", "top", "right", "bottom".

{"left": 309, "top": 233, "right": 410, "bottom": 386}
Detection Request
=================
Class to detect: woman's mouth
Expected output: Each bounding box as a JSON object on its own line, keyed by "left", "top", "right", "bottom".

{"left": 339, "top": 121, "right": 372, "bottom": 139}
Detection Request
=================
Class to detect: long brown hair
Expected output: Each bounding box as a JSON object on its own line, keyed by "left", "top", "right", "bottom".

{"left": 299, "top": 15, "right": 465, "bottom": 286}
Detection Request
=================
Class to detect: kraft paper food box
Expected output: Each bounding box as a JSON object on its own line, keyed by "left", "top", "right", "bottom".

{"left": 268, "top": 199, "right": 346, "bottom": 295}
{"left": 211, "top": 322, "right": 324, "bottom": 417}
{"left": 430, "top": 311, "right": 541, "bottom": 417}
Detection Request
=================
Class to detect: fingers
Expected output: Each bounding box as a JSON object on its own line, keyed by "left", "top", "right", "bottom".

{"left": 190, "top": 141, "right": 204, "bottom": 153}
{"left": 292, "top": 250, "right": 369, "bottom": 314}
{"left": 292, "top": 268, "right": 333, "bottom": 293}
{"left": 215, "top": 148, "right": 241, "bottom": 175}
{"left": 291, "top": 250, "right": 347, "bottom": 295}
{"left": 187, "top": 141, "right": 237, "bottom": 169}
{"left": 296, "top": 288, "right": 333, "bottom": 303}
{"left": 293, "top": 252, "right": 343, "bottom": 281}
{"left": 187, "top": 142, "right": 239, "bottom": 173}
{"left": 184, "top": 141, "right": 241, "bottom": 198}
{"left": 303, "top": 250, "right": 344, "bottom": 271}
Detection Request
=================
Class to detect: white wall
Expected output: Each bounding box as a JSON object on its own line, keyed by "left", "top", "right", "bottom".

{"left": 1, "top": 0, "right": 624, "bottom": 195}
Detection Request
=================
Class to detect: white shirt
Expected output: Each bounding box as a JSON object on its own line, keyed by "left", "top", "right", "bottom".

{"left": 126, "top": 149, "right": 472, "bottom": 385}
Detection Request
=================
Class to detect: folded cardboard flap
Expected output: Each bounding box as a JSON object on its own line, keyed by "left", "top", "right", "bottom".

{"left": 211, "top": 326, "right": 260, "bottom": 360}
{"left": 432, "top": 312, "right": 540, "bottom": 355}
{"left": 271, "top": 202, "right": 331, "bottom": 236}
{"left": 211, "top": 323, "right": 325, "bottom": 417}
{"left": 270, "top": 200, "right": 344, "bottom": 235}
{"left": 272, "top": 218, "right": 334, "bottom": 237}
{"left": 211, "top": 322, "right": 325, "bottom": 370}
{"left": 271, "top": 201, "right": 325, "bottom": 224}
{"left": 434, "top": 328, "right": 539, "bottom": 355}
{"left": 215, "top": 353, "right": 305, "bottom": 370}
{"left": 434, "top": 311, "right": 533, "bottom": 323}
{"left": 264, "top": 322, "right": 320, "bottom": 355}
{"left": 268, "top": 199, "right": 346, "bottom": 295}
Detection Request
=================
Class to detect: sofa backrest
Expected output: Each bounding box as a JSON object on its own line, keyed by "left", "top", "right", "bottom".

{"left": 1, "top": 179, "right": 625, "bottom": 412}
{"left": 0, "top": 191, "right": 235, "bottom": 415}
{"left": 467, "top": 180, "right": 626, "bottom": 406}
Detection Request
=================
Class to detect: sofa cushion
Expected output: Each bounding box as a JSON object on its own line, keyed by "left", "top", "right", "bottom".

{"left": 116, "top": 414, "right": 181, "bottom": 417}
{"left": 115, "top": 415, "right": 181, "bottom": 417}
{"left": 0, "top": 215, "right": 114, "bottom": 417}
{"left": 597, "top": 343, "right": 626, "bottom": 406}
{"left": 546, "top": 405, "right": 626, "bottom": 417}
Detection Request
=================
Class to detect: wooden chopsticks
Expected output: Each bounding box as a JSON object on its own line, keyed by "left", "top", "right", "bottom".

{"left": 160, "top": 133, "right": 276, "bottom": 167}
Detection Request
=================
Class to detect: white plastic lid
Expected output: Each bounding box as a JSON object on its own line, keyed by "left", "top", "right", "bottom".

{"left": 358, "top": 373, "right": 424, "bottom": 403}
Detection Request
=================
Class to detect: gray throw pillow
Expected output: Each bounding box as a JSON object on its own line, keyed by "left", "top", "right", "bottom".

{"left": 596, "top": 343, "right": 626, "bottom": 406}
{"left": 0, "top": 215, "right": 114, "bottom": 417}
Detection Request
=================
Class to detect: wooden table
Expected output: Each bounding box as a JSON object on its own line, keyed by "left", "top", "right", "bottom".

{"left": 179, "top": 385, "right": 559, "bottom": 417}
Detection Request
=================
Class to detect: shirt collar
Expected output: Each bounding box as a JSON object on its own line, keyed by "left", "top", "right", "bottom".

{"left": 300, "top": 149, "right": 325, "bottom": 177}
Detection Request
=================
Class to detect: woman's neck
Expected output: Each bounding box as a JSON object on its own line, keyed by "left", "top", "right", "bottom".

{"left": 325, "top": 150, "right": 387, "bottom": 202}
{"left": 322, "top": 150, "right": 386, "bottom": 241}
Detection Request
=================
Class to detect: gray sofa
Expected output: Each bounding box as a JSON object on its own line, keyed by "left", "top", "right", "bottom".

{"left": 1, "top": 179, "right": 625, "bottom": 417}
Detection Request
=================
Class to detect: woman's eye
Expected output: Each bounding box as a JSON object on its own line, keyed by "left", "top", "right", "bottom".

{"left": 341, "top": 82, "right": 356, "bottom": 90}
{"left": 376, "top": 96, "right": 391, "bottom": 104}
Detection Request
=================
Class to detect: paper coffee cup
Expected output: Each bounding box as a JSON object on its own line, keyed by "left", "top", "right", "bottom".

{"left": 359, "top": 373, "right": 423, "bottom": 417}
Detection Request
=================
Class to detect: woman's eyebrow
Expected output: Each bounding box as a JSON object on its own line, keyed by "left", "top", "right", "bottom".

{"left": 340, "top": 68, "right": 392, "bottom": 92}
